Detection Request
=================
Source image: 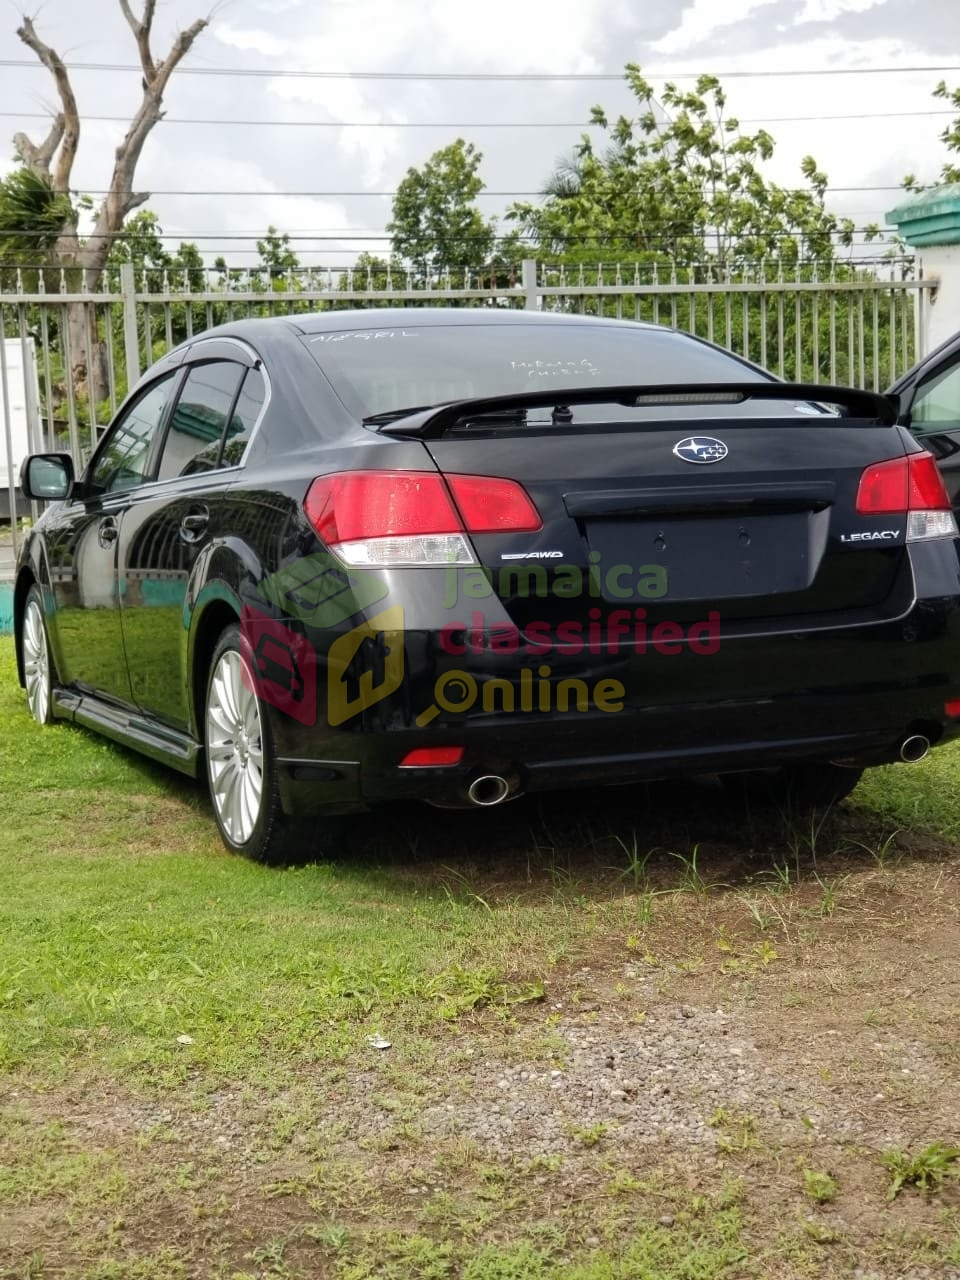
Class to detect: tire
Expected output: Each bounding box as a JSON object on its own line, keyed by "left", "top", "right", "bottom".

{"left": 721, "top": 762, "right": 864, "bottom": 812}
{"left": 20, "top": 585, "right": 56, "bottom": 726}
{"left": 203, "top": 623, "right": 309, "bottom": 865}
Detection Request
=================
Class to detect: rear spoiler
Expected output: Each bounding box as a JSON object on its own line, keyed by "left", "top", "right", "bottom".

{"left": 376, "top": 382, "right": 900, "bottom": 438}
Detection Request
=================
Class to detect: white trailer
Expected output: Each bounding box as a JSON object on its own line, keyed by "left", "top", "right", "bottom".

{"left": 0, "top": 337, "right": 41, "bottom": 520}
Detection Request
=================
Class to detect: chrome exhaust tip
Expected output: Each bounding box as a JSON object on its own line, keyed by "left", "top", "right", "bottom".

{"left": 900, "top": 734, "right": 931, "bottom": 763}
{"left": 467, "top": 775, "right": 511, "bottom": 807}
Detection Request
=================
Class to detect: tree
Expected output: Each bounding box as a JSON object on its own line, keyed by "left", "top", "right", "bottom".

{"left": 932, "top": 81, "right": 960, "bottom": 184}
{"left": 387, "top": 139, "right": 496, "bottom": 277}
{"left": 899, "top": 82, "right": 960, "bottom": 193}
{"left": 106, "top": 210, "right": 206, "bottom": 385}
{"left": 507, "top": 67, "right": 876, "bottom": 271}
{"left": 255, "top": 226, "right": 301, "bottom": 282}
{"left": 0, "top": 169, "right": 73, "bottom": 270}
{"left": 7, "top": 2, "right": 209, "bottom": 399}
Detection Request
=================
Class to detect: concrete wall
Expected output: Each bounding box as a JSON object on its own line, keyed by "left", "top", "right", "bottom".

{"left": 920, "top": 244, "right": 960, "bottom": 356}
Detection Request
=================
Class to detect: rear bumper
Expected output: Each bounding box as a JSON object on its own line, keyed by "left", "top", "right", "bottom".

{"left": 268, "top": 552, "right": 960, "bottom": 814}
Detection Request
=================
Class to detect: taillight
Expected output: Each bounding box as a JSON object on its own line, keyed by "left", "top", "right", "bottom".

{"left": 854, "top": 452, "right": 957, "bottom": 543}
{"left": 303, "top": 471, "right": 542, "bottom": 566}
{"left": 445, "top": 474, "right": 541, "bottom": 534}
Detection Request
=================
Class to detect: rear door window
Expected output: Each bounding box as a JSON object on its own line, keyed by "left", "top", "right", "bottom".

{"left": 156, "top": 361, "right": 246, "bottom": 480}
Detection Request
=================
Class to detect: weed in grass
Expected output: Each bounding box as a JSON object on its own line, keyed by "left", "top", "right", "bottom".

{"left": 766, "top": 859, "right": 794, "bottom": 891}
{"left": 802, "top": 1168, "right": 839, "bottom": 1204}
{"left": 708, "top": 1110, "right": 760, "bottom": 1154}
{"left": 462, "top": 1241, "right": 553, "bottom": 1280}
{"left": 667, "top": 843, "right": 714, "bottom": 895}
{"left": 882, "top": 1141, "right": 960, "bottom": 1200}
{"left": 846, "top": 829, "right": 903, "bottom": 870}
{"left": 607, "top": 1168, "right": 644, "bottom": 1194}
{"left": 811, "top": 874, "right": 844, "bottom": 918}
{"left": 802, "top": 1218, "right": 842, "bottom": 1245}
{"left": 779, "top": 805, "right": 835, "bottom": 871}
{"left": 614, "top": 832, "right": 657, "bottom": 891}
{"left": 739, "top": 894, "right": 777, "bottom": 933}
{"left": 567, "top": 1121, "right": 610, "bottom": 1148}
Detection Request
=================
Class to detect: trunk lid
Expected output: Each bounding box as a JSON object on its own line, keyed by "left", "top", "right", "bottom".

{"left": 422, "top": 417, "right": 911, "bottom": 635}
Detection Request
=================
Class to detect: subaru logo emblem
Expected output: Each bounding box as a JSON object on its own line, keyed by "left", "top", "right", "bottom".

{"left": 673, "top": 436, "right": 729, "bottom": 464}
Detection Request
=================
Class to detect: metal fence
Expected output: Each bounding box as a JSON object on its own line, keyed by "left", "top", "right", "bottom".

{"left": 0, "top": 255, "right": 936, "bottom": 558}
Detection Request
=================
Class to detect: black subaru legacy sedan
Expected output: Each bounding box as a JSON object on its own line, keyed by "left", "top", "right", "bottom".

{"left": 14, "top": 309, "right": 960, "bottom": 863}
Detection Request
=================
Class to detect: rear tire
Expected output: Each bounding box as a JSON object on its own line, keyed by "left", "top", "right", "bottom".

{"left": 204, "top": 623, "right": 331, "bottom": 865}
{"left": 721, "top": 762, "right": 864, "bottom": 812}
{"left": 20, "top": 585, "right": 56, "bottom": 726}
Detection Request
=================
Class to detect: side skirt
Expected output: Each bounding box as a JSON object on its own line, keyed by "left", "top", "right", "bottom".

{"left": 52, "top": 689, "right": 200, "bottom": 778}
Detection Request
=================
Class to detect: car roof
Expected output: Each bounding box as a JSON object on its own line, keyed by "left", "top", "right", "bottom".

{"left": 182, "top": 308, "right": 668, "bottom": 345}
{"left": 289, "top": 308, "right": 664, "bottom": 334}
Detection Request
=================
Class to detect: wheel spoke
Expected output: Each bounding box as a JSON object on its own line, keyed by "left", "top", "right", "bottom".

{"left": 206, "top": 646, "right": 266, "bottom": 848}
{"left": 22, "top": 602, "right": 50, "bottom": 724}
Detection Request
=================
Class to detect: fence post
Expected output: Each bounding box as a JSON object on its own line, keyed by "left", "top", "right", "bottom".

{"left": 886, "top": 185, "right": 960, "bottom": 358}
{"left": 119, "top": 262, "right": 140, "bottom": 390}
{"left": 521, "top": 259, "right": 539, "bottom": 311}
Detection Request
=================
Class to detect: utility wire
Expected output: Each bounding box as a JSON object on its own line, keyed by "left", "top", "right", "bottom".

{"left": 0, "top": 109, "right": 954, "bottom": 127}
{"left": 1, "top": 58, "right": 958, "bottom": 80}
{"left": 26, "top": 185, "right": 915, "bottom": 197}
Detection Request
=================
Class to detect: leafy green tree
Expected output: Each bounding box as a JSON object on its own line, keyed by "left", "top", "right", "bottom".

{"left": 0, "top": 169, "right": 72, "bottom": 276}
{"left": 507, "top": 67, "right": 876, "bottom": 272}
{"left": 901, "top": 82, "right": 960, "bottom": 191}
{"left": 387, "top": 139, "right": 496, "bottom": 276}
{"left": 105, "top": 211, "right": 208, "bottom": 393}
{"left": 254, "top": 226, "right": 301, "bottom": 282}
{"left": 933, "top": 81, "right": 960, "bottom": 183}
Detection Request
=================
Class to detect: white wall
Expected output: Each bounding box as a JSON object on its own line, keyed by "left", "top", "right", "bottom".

{"left": 919, "top": 245, "right": 960, "bottom": 357}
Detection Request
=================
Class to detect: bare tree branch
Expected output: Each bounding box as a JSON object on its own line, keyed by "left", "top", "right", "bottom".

{"left": 83, "top": 12, "right": 208, "bottom": 270}
{"left": 118, "top": 0, "right": 158, "bottom": 83}
{"left": 16, "top": 16, "right": 80, "bottom": 192}
{"left": 13, "top": 115, "right": 65, "bottom": 177}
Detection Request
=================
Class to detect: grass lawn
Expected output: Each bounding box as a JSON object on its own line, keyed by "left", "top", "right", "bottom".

{"left": 2, "top": 635, "right": 960, "bottom": 1278}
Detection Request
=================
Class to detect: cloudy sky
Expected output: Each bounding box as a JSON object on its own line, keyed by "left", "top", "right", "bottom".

{"left": 0, "top": 0, "right": 957, "bottom": 266}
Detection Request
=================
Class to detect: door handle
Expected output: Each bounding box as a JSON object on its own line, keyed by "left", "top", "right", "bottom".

{"left": 179, "top": 507, "right": 210, "bottom": 542}
{"left": 97, "top": 516, "right": 118, "bottom": 548}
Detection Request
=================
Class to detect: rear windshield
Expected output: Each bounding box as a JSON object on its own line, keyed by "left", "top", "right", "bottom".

{"left": 302, "top": 322, "right": 821, "bottom": 423}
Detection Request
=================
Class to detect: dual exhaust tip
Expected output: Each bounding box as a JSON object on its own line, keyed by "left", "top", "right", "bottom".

{"left": 900, "top": 734, "right": 931, "bottom": 763}
{"left": 463, "top": 739, "right": 932, "bottom": 807}
{"left": 466, "top": 774, "right": 513, "bottom": 806}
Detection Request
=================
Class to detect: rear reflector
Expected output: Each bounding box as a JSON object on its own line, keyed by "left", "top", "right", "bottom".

{"left": 945, "top": 699, "right": 960, "bottom": 718}
{"left": 855, "top": 452, "right": 957, "bottom": 542}
{"left": 304, "top": 471, "right": 541, "bottom": 566}
{"left": 399, "top": 746, "right": 465, "bottom": 767}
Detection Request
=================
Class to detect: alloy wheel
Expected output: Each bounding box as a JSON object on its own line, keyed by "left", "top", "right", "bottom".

{"left": 205, "top": 648, "right": 265, "bottom": 846}
{"left": 23, "top": 599, "right": 51, "bottom": 724}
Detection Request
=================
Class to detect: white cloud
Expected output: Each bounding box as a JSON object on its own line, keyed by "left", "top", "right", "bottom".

{"left": 213, "top": 24, "right": 290, "bottom": 58}
{"left": 652, "top": 0, "right": 783, "bottom": 55}
{"left": 795, "top": 0, "right": 887, "bottom": 20}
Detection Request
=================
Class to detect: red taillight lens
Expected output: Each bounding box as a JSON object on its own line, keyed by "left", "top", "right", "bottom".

{"left": 446, "top": 474, "right": 542, "bottom": 533}
{"left": 304, "top": 471, "right": 462, "bottom": 544}
{"left": 303, "top": 471, "right": 542, "bottom": 566}
{"left": 907, "top": 452, "right": 951, "bottom": 511}
{"left": 855, "top": 452, "right": 951, "bottom": 514}
{"left": 399, "top": 746, "right": 465, "bottom": 767}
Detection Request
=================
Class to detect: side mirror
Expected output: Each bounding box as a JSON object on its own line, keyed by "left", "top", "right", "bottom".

{"left": 20, "top": 453, "right": 75, "bottom": 502}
